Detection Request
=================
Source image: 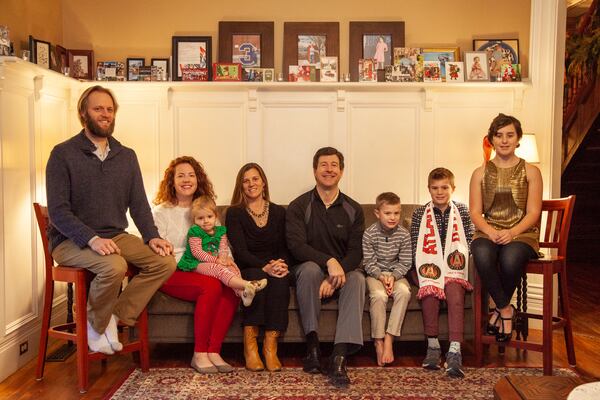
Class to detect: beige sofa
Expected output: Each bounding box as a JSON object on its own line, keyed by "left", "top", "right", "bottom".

{"left": 145, "top": 204, "right": 474, "bottom": 343}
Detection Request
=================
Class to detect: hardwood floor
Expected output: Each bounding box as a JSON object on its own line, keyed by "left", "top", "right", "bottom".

{"left": 0, "top": 262, "right": 598, "bottom": 400}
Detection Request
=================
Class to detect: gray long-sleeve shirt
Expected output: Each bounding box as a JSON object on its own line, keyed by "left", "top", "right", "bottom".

{"left": 362, "top": 222, "right": 412, "bottom": 280}
{"left": 46, "top": 130, "right": 159, "bottom": 251}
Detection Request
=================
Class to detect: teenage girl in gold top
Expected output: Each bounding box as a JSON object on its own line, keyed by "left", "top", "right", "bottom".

{"left": 469, "top": 114, "right": 543, "bottom": 342}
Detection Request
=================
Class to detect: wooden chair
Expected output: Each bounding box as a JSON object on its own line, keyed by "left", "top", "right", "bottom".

{"left": 474, "top": 195, "right": 577, "bottom": 375}
{"left": 34, "top": 203, "right": 150, "bottom": 393}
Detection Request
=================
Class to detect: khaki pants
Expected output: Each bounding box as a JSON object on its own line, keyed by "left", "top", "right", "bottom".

{"left": 366, "top": 274, "right": 411, "bottom": 339}
{"left": 52, "top": 233, "right": 176, "bottom": 333}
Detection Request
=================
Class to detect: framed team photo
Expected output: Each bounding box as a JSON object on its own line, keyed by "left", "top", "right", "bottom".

{"left": 218, "top": 21, "right": 274, "bottom": 68}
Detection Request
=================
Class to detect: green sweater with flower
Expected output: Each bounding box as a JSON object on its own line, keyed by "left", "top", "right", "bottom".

{"left": 177, "top": 225, "right": 227, "bottom": 271}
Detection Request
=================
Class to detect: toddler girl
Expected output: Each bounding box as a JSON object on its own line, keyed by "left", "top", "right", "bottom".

{"left": 178, "top": 196, "right": 267, "bottom": 306}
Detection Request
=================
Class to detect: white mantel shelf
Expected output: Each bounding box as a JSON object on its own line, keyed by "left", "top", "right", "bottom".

{"left": 1, "top": 56, "right": 531, "bottom": 111}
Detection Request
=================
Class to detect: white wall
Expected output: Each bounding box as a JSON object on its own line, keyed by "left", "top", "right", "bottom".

{"left": 0, "top": 0, "right": 565, "bottom": 382}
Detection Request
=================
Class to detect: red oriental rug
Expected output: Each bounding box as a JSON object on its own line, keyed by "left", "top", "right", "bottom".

{"left": 105, "top": 366, "right": 576, "bottom": 399}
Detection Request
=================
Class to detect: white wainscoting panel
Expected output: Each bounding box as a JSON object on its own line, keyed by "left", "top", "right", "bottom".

{"left": 173, "top": 94, "right": 246, "bottom": 204}
{"left": 347, "top": 100, "right": 420, "bottom": 204}
{"left": 261, "top": 92, "right": 336, "bottom": 203}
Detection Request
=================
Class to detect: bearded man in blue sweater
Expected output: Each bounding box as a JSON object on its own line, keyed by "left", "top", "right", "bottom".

{"left": 46, "top": 85, "right": 176, "bottom": 355}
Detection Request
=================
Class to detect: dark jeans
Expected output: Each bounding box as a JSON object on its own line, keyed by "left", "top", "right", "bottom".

{"left": 471, "top": 238, "right": 537, "bottom": 309}
{"left": 241, "top": 267, "right": 291, "bottom": 331}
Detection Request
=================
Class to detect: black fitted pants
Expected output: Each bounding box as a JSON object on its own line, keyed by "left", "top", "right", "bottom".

{"left": 471, "top": 238, "right": 537, "bottom": 309}
{"left": 240, "top": 267, "right": 291, "bottom": 331}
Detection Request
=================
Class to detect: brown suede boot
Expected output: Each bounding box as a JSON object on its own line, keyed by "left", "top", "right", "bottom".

{"left": 243, "top": 326, "right": 264, "bottom": 371}
{"left": 263, "top": 330, "right": 282, "bottom": 372}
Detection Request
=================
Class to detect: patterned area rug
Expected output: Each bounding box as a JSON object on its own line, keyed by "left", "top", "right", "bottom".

{"left": 106, "top": 366, "right": 576, "bottom": 400}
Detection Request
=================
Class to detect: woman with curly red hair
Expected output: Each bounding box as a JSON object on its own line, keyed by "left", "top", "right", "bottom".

{"left": 153, "top": 156, "right": 238, "bottom": 374}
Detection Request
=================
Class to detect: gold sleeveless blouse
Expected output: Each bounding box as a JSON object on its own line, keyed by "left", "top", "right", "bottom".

{"left": 473, "top": 158, "right": 539, "bottom": 251}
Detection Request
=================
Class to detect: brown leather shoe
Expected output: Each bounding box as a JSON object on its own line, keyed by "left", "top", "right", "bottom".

{"left": 263, "top": 330, "right": 282, "bottom": 372}
{"left": 243, "top": 326, "right": 264, "bottom": 371}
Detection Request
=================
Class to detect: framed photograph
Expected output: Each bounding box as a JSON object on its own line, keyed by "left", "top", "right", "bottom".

{"left": 473, "top": 39, "right": 519, "bottom": 81}
{"left": 297, "top": 35, "right": 327, "bottom": 68}
{"left": 172, "top": 36, "right": 212, "bottom": 81}
{"left": 218, "top": 21, "right": 274, "bottom": 69}
{"left": 0, "top": 25, "right": 10, "bottom": 56}
{"left": 263, "top": 68, "right": 274, "bottom": 82}
{"left": 465, "top": 51, "right": 489, "bottom": 82}
{"left": 29, "top": 35, "right": 51, "bottom": 69}
{"left": 358, "top": 59, "right": 377, "bottom": 82}
{"left": 445, "top": 61, "right": 464, "bottom": 82}
{"left": 244, "top": 67, "right": 263, "bottom": 82}
{"left": 423, "top": 60, "right": 442, "bottom": 82}
{"left": 213, "top": 63, "right": 242, "bottom": 81}
{"left": 67, "top": 49, "right": 94, "bottom": 80}
{"left": 151, "top": 58, "right": 169, "bottom": 81}
{"left": 349, "top": 22, "right": 405, "bottom": 82}
{"left": 97, "top": 61, "right": 125, "bottom": 81}
{"left": 422, "top": 47, "right": 459, "bottom": 82}
{"left": 283, "top": 22, "right": 339, "bottom": 81}
{"left": 501, "top": 64, "right": 521, "bottom": 82}
{"left": 50, "top": 45, "right": 67, "bottom": 73}
{"left": 320, "top": 56, "right": 338, "bottom": 82}
{"left": 126, "top": 58, "right": 144, "bottom": 81}
{"left": 393, "top": 47, "right": 422, "bottom": 82}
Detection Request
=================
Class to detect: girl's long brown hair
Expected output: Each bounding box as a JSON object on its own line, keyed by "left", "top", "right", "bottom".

{"left": 154, "top": 156, "right": 215, "bottom": 205}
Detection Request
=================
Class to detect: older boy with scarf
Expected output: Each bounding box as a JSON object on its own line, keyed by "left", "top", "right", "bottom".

{"left": 411, "top": 168, "right": 473, "bottom": 378}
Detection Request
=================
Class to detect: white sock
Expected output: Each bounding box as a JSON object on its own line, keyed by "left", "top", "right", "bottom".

{"left": 449, "top": 341, "right": 461, "bottom": 354}
{"left": 105, "top": 314, "right": 123, "bottom": 352}
{"left": 427, "top": 337, "right": 440, "bottom": 349}
{"left": 87, "top": 320, "right": 114, "bottom": 355}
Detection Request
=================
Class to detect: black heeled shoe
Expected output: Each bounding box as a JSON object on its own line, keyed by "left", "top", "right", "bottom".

{"left": 486, "top": 308, "right": 501, "bottom": 335}
{"left": 496, "top": 305, "right": 517, "bottom": 343}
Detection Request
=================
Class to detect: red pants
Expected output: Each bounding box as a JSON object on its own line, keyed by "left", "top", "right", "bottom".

{"left": 160, "top": 271, "right": 239, "bottom": 352}
{"left": 420, "top": 282, "right": 465, "bottom": 342}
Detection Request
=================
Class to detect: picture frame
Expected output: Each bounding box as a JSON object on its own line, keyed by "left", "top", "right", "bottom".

{"left": 423, "top": 60, "right": 442, "bottom": 82}
{"left": 358, "top": 58, "right": 377, "bottom": 82}
{"left": 283, "top": 22, "right": 339, "bottom": 81}
{"left": 151, "top": 58, "right": 170, "bottom": 81}
{"left": 422, "top": 47, "right": 459, "bottom": 82}
{"left": 218, "top": 21, "right": 274, "bottom": 69}
{"left": 501, "top": 64, "right": 521, "bottom": 82}
{"left": 172, "top": 36, "right": 212, "bottom": 81}
{"left": 393, "top": 47, "right": 422, "bottom": 82}
{"left": 464, "top": 51, "right": 489, "bottom": 82}
{"left": 51, "top": 44, "right": 67, "bottom": 73}
{"left": 29, "top": 35, "right": 51, "bottom": 69}
{"left": 96, "top": 61, "right": 125, "bottom": 81}
{"left": 320, "top": 56, "right": 338, "bottom": 82}
{"left": 445, "top": 61, "right": 465, "bottom": 82}
{"left": 349, "top": 22, "right": 405, "bottom": 82}
{"left": 127, "top": 58, "right": 145, "bottom": 81}
{"left": 473, "top": 39, "right": 519, "bottom": 81}
{"left": 67, "top": 49, "right": 94, "bottom": 80}
{"left": 212, "top": 63, "right": 242, "bottom": 81}
{"left": 244, "top": 68, "right": 264, "bottom": 82}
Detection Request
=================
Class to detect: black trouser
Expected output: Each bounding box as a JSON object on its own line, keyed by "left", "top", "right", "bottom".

{"left": 241, "top": 268, "right": 291, "bottom": 331}
{"left": 471, "top": 238, "right": 537, "bottom": 309}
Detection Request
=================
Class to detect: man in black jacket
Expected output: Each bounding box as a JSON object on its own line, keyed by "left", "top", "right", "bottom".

{"left": 46, "top": 85, "right": 175, "bottom": 355}
{"left": 286, "top": 147, "right": 365, "bottom": 387}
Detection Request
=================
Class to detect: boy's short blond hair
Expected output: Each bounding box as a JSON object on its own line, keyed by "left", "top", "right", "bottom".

{"left": 427, "top": 167, "right": 455, "bottom": 188}
{"left": 375, "top": 192, "right": 401, "bottom": 209}
{"left": 191, "top": 195, "right": 218, "bottom": 219}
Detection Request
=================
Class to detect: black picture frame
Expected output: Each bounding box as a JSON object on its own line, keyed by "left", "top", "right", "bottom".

{"left": 172, "top": 36, "right": 212, "bottom": 81}
{"left": 29, "top": 35, "right": 51, "bottom": 69}
{"left": 151, "top": 58, "right": 170, "bottom": 81}
{"left": 126, "top": 57, "right": 145, "bottom": 81}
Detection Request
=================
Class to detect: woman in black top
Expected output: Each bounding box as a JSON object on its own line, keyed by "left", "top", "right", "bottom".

{"left": 226, "top": 163, "right": 292, "bottom": 372}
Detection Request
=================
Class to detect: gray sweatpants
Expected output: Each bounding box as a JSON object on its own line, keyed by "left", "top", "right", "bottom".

{"left": 294, "top": 261, "right": 366, "bottom": 346}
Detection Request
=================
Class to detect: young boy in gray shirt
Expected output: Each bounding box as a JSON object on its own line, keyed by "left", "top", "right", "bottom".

{"left": 362, "top": 192, "right": 412, "bottom": 366}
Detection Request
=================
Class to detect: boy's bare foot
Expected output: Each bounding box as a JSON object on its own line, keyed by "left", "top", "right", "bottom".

{"left": 381, "top": 334, "right": 395, "bottom": 365}
{"left": 374, "top": 338, "right": 384, "bottom": 366}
